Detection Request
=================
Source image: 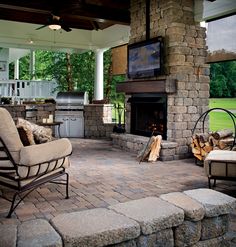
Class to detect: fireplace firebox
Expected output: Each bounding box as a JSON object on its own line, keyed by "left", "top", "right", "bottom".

{"left": 128, "top": 93, "right": 167, "bottom": 139}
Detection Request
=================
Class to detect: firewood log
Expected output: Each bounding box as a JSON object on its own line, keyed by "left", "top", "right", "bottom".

{"left": 200, "top": 148, "right": 207, "bottom": 157}
{"left": 208, "top": 136, "right": 214, "bottom": 146}
{"left": 218, "top": 137, "right": 234, "bottom": 150}
{"left": 192, "top": 147, "right": 201, "bottom": 155}
{"left": 193, "top": 137, "right": 200, "bottom": 149}
{"left": 222, "top": 146, "right": 231, "bottom": 151}
{"left": 190, "top": 143, "right": 195, "bottom": 148}
{"left": 194, "top": 153, "right": 203, "bottom": 160}
{"left": 204, "top": 141, "right": 211, "bottom": 147}
{"left": 203, "top": 145, "right": 213, "bottom": 153}
{"left": 208, "top": 136, "right": 219, "bottom": 147}
{"left": 212, "top": 129, "right": 233, "bottom": 140}
{"left": 137, "top": 136, "right": 155, "bottom": 162}
{"left": 191, "top": 128, "right": 235, "bottom": 162}
{"left": 148, "top": 135, "right": 162, "bottom": 162}
{"left": 196, "top": 133, "right": 210, "bottom": 143}
{"left": 199, "top": 141, "right": 205, "bottom": 148}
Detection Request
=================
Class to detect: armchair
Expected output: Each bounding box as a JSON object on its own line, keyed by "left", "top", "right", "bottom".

{"left": 0, "top": 107, "right": 72, "bottom": 217}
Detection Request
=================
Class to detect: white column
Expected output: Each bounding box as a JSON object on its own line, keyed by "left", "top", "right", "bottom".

{"left": 30, "top": 50, "right": 35, "bottom": 79}
{"left": 14, "top": 59, "right": 19, "bottom": 79}
{"left": 94, "top": 49, "right": 104, "bottom": 100}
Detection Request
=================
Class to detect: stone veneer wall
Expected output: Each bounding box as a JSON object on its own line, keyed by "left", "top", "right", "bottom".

{"left": 84, "top": 104, "right": 115, "bottom": 138}
{"left": 0, "top": 105, "right": 26, "bottom": 120}
{"left": 2, "top": 189, "right": 235, "bottom": 246}
{"left": 0, "top": 104, "right": 55, "bottom": 122}
{"left": 126, "top": 0, "right": 210, "bottom": 158}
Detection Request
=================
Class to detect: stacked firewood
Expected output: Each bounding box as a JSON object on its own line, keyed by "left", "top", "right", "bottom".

{"left": 191, "top": 129, "right": 235, "bottom": 161}
{"left": 137, "top": 135, "right": 162, "bottom": 163}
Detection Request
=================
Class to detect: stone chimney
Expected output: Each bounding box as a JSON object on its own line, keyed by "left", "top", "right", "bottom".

{"left": 125, "top": 0, "right": 210, "bottom": 158}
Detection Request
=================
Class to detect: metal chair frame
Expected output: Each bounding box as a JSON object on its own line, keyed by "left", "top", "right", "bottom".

{"left": 0, "top": 137, "right": 70, "bottom": 218}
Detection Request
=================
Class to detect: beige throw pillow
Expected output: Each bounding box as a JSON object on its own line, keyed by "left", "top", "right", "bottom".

{"left": 17, "top": 118, "right": 52, "bottom": 144}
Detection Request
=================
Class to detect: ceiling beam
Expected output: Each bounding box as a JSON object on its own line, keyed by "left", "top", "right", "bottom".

{"left": 0, "top": 4, "right": 50, "bottom": 14}
{"left": 0, "top": 2, "right": 130, "bottom": 28}
{"left": 0, "top": 10, "right": 97, "bottom": 30}
{"left": 65, "top": 4, "right": 130, "bottom": 25}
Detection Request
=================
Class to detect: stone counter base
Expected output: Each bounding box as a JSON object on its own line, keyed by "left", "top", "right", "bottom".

{"left": 0, "top": 104, "right": 55, "bottom": 122}
{"left": 1, "top": 189, "right": 235, "bottom": 247}
{"left": 84, "top": 104, "right": 115, "bottom": 138}
{"left": 111, "top": 133, "right": 184, "bottom": 161}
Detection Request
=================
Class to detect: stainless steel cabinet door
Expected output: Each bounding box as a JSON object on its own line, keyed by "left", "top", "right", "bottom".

{"left": 69, "top": 117, "right": 84, "bottom": 137}
{"left": 55, "top": 116, "right": 70, "bottom": 138}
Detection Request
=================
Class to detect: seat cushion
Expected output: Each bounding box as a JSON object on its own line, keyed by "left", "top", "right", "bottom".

{"left": 205, "top": 150, "right": 236, "bottom": 163}
{"left": 204, "top": 150, "right": 236, "bottom": 177}
{"left": 18, "top": 138, "right": 71, "bottom": 179}
{"left": 19, "top": 138, "right": 72, "bottom": 166}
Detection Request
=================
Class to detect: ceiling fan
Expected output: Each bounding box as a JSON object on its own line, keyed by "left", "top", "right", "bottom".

{"left": 36, "top": 13, "right": 72, "bottom": 32}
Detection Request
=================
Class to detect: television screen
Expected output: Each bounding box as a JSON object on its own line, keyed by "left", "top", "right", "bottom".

{"left": 128, "top": 37, "right": 163, "bottom": 79}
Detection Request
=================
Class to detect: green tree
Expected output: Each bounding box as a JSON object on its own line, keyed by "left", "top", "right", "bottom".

{"left": 8, "top": 49, "right": 126, "bottom": 103}
{"left": 19, "top": 54, "right": 30, "bottom": 80}
{"left": 210, "top": 61, "right": 236, "bottom": 97}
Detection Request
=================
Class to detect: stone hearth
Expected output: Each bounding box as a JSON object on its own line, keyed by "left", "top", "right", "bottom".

{"left": 111, "top": 133, "right": 178, "bottom": 161}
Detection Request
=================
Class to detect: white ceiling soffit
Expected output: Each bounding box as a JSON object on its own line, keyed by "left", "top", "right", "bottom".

{"left": 194, "top": 0, "right": 236, "bottom": 22}
{"left": 0, "top": 20, "right": 130, "bottom": 52}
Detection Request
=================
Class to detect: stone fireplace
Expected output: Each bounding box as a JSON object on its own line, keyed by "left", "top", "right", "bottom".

{"left": 115, "top": 0, "right": 210, "bottom": 159}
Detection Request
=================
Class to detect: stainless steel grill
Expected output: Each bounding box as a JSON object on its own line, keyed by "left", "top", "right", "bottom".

{"left": 56, "top": 92, "right": 89, "bottom": 110}
{"left": 55, "top": 92, "right": 88, "bottom": 138}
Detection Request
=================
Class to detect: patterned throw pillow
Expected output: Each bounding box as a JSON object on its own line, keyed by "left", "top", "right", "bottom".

{"left": 17, "top": 118, "right": 52, "bottom": 144}
{"left": 17, "top": 126, "right": 35, "bottom": 146}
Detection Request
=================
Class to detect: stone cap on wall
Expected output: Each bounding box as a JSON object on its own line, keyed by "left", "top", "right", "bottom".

{"left": 1, "top": 189, "right": 235, "bottom": 247}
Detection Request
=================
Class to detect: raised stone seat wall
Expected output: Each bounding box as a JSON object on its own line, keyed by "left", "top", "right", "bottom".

{"left": 111, "top": 133, "right": 181, "bottom": 161}
{"left": 2, "top": 189, "right": 235, "bottom": 246}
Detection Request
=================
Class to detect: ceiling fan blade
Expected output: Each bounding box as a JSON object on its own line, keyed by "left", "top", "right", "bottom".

{"left": 36, "top": 24, "right": 48, "bottom": 30}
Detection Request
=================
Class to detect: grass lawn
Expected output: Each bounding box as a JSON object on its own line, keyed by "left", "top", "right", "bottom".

{"left": 209, "top": 112, "right": 235, "bottom": 132}
{"left": 209, "top": 98, "right": 236, "bottom": 110}
{"left": 209, "top": 98, "right": 236, "bottom": 131}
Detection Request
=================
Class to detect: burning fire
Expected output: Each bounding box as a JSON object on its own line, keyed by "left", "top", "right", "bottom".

{"left": 148, "top": 123, "right": 164, "bottom": 133}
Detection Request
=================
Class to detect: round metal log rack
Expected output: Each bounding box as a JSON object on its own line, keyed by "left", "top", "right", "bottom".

{"left": 192, "top": 107, "right": 236, "bottom": 165}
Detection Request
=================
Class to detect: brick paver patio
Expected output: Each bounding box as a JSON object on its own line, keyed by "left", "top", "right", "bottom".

{"left": 0, "top": 138, "right": 235, "bottom": 237}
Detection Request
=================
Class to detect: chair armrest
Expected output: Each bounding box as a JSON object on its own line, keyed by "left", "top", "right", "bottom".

{"left": 19, "top": 138, "right": 72, "bottom": 166}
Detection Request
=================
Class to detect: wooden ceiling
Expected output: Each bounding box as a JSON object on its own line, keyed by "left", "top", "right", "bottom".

{"left": 0, "top": 0, "right": 130, "bottom": 31}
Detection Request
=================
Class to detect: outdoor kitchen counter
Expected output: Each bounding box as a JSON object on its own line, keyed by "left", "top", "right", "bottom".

{"left": 0, "top": 103, "right": 55, "bottom": 122}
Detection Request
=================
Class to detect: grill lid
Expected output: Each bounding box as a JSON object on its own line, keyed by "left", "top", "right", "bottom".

{"left": 56, "top": 92, "right": 89, "bottom": 106}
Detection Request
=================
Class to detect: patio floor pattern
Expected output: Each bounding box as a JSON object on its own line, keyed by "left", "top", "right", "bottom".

{"left": 0, "top": 139, "right": 235, "bottom": 238}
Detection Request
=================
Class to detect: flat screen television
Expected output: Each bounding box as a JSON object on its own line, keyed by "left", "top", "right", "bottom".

{"left": 127, "top": 37, "right": 163, "bottom": 79}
